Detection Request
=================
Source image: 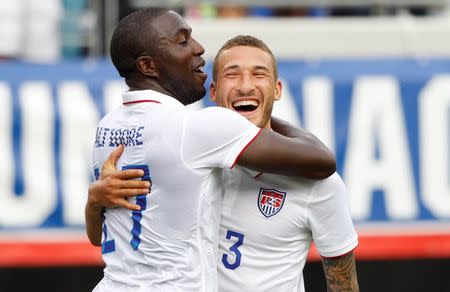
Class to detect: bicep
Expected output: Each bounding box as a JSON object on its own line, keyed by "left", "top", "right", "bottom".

{"left": 322, "top": 252, "right": 359, "bottom": 292}
{"left": 237, "top": 129, "right": 336, "bottom": 179}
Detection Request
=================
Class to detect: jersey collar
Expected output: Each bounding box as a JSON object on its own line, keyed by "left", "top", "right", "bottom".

{"left": 122, "top": 89, "right": 184, "bottom": 108}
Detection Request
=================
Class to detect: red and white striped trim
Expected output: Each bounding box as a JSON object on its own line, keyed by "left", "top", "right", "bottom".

{"left": 123, "top": 99, "right": 161, "bottom": 105}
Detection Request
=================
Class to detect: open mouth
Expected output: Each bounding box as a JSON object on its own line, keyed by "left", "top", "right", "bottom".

{"left": 194, "top": 66, "right": 204, "bottom": 74}
{"left": 232, "top": 100, "right": 259, "bottom": 112}
{"left": 193, "top": 65, "right": 207, "bottom": 81}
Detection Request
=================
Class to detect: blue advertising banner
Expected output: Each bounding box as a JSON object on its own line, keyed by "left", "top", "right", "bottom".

{"left": 0, "top": 58, "right": 449, "bottom": 264}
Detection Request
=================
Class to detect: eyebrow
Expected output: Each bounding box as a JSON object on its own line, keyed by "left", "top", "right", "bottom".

{"left": 173, "top": 27, "right": 191, "bottom": 37}
{"left": 223, "top": 64, "right": 270, "bottom": 72}
{"left": 253, "top": 65, "right": 270, "bottom": 72}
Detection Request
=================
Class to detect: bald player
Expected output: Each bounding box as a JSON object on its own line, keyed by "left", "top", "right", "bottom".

{"left": 86, "top": 9, "right": 335, "bottom": 292}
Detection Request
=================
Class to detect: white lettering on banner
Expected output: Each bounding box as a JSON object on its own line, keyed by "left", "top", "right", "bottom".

{"left": 1, "top": 73, "right": 449, "bottom": 228}
{"left": 344, "top": 76, "right": 418, "bottom": 220}
{"left": 0, "top": 82, "right": 57, "bottom": 226}
{"left": 272, "top": 79, "right": 302, "bottom": 127}
{"left": 59, "top": 82, "right": 100, "bottom": 225}
{"left": 0, "top": 83, "right": 15, "bottom": 222}
{"left": 103, "top": 80, "right": 127, "bottom": 114}
{"left": 303, "top": 77, "right": 335, "bottom": 151}
{"left": 419, "top": 75, "right": 450, "bottom": 217}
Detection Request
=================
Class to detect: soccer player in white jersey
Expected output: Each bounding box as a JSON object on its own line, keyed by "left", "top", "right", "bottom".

{"left": 210, "top": 36, "right": 359, "bottom": 292}
{"left": 85, "top": 9, "right": 336, "bottom": 292}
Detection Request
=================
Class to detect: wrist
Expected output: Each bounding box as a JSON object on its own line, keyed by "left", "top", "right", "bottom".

{"left": 87, "top": 185, "right": 105, "bottom": 213}
{"left": 86, "top": 199, "right": 104, "bottom": 214}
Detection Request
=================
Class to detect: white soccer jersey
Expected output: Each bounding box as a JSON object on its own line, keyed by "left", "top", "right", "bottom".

{"left": 218, "top": 168, "right": 358, "bottom": 292}
{"left": 91, "top": 89, "right": 261, "bottom": 292}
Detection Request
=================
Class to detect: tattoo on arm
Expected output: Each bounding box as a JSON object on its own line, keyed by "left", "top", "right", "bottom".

{"left": 322, "top": 252, "right": 359, "bottom": 292}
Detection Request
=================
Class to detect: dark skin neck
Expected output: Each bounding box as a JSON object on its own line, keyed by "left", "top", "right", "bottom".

{"left": 127, "top": 77, "right": 170, "bottom": 95}
{"left": 126, "top": 77, "right": 185, "bottom": 104}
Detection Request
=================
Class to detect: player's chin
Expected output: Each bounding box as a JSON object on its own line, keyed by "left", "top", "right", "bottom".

{"left": 192, "top": 87, "right": 207, "bottom": 102}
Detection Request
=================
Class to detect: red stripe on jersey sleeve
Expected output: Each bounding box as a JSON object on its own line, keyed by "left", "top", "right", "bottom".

{"left": 231, "top": 128, "right": 263, "bottom": 169}
{"left": 123, "top": 100, "right": 161, "bottom": 105}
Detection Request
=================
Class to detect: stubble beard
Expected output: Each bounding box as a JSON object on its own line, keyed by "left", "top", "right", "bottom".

{"left": 159, "top": 69, "right": 206, "bottom": 105}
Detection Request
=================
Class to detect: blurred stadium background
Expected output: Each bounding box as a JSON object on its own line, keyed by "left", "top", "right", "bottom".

{"left": 1, "top": 0, "right": 450, "bottom": 291}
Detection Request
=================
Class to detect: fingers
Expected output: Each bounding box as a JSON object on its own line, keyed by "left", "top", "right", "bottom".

{"left": 115, "top": 179, "right": 150, "bottom": 190}
{"left": 116, "top": 169, "right": 145, "bottom": 180}
{"left": 102, "top": 171, "right": 150, "bottom": 189}
{"left": 118, "top": 200, "right": 142, "bottom": 211}
{"left": 107, "top": 197, "right": 143, "bottom": 211}
{"left": 101, "top": 145, "right": 125, "bottom": 178}
{"left": 101, "top": 145, "right": 130, "bottom": 179}
{"left": 117, "top": 188, "right": 150, "bottom": 198}
{"left": 107, "top": 144, "right": 124, "bottom": 166}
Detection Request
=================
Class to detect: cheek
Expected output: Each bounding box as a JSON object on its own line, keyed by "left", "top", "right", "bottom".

{"left": 215, "top": 83, "right": 234, "bottom": 105}
{"left": 216, "top": 95, "right": 229, "bottom": 107}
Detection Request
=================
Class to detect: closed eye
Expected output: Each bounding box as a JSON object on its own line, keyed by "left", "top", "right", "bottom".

{"left": 254, "top": 71, "right": 269, "bottom": 78}
{"left": 224, "top": 72, "right": 238, "bottom": 78}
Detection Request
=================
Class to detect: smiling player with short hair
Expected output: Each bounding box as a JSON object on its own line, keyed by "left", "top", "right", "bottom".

{"left": 210, "top": 35, "right": 359, "bottom": 292}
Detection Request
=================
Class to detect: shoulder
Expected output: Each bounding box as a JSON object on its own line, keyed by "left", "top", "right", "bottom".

{"left": 184, "top": 106, "right": 257, "bottom": 133}
{"left": 193, "top": 106, "right": 249, "bottom": 122}
{"left": 306, "top": 172, "right": 348, "bottom": 204}
{"left": 314, "top": 172, "right": 346, "bottom": 193}
{"left": 97, "top": 107, "right": 122, "bottom": 126}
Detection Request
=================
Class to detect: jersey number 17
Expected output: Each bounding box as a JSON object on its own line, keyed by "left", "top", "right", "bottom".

{"left": 94, "top": 165, "right": 150, "bottom": 254}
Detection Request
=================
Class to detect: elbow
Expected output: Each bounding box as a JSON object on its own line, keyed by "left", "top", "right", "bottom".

{"left": 88, "top": 235, "right": 102, "bottom": 247}
{"left": 86, "top": 228, "right": 102, "bottom": 246}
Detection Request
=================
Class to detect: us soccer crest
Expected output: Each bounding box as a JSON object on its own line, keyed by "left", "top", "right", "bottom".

{"left": 257, "top": 188, "right": 286, "bottom": 218}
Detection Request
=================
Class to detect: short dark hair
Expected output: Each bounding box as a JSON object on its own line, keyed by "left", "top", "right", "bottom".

{"left": 110, "top": 8, "right": 168, "bottom": 78}
{"left": 212, "top": 35, "right": 278, "bottom": 82}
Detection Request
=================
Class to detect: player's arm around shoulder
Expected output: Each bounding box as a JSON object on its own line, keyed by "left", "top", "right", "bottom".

{"left": 238, "top": 117, "right": 336, "bottom": 179}
{"left": 322, "top": 251, "right": 359, "bottom": 292}
{"left": 270, "top": 116, "right": 335, "bottom": 177}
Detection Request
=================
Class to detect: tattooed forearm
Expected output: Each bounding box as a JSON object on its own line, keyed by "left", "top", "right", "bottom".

{"left": 322, "top": 252, "right": 359, "bottom": 292}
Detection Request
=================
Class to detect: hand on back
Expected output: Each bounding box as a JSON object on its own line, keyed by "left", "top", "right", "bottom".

{"left": 88, "top": 144, "right": 150, "bottom": 212}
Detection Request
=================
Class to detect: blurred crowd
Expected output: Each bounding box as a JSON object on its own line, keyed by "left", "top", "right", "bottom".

{"left": 182, "top": 3, "right": 440, "bottom": 18}
{"left": 0, "top": 0, "right": 449, "bottom": 63}
{"left": 0, "top": 0, "right": 89, "bottom": 62}
{"left": 0, "top": 0, "right": 62, "bottom": 62}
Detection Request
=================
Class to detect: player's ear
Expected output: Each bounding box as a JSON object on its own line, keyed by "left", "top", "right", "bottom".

{"left": 210, "top": 81, "right": 217, "bottom": 102}
{"left": 136, "top": 56, "right": 158, "bottom": 78}
{"left": 274, "top": 79, "right": 282, "bottom": 101}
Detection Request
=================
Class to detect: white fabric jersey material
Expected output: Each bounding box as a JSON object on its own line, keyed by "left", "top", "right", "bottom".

{"left": 91, "top": 90, "right": 261, "bottom": 292}
{"left": 218, "top": 169, "right": 358, "bottom": 292}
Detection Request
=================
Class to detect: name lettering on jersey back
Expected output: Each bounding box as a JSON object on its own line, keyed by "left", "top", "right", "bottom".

{"left": 94, "top": 126, "right": 144, "bottom": 148}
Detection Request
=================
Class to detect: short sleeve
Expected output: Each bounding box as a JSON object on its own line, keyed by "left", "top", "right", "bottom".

{"left": 181, "top": 107, "right": 261, "bottom": 171}
{"left": 306, "top": 173, "right": 358, "bottom": 257}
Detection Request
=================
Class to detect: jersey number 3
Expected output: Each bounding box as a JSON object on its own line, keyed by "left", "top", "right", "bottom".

{"left": 222, "top": 230, "right": 244, "bottom": 270}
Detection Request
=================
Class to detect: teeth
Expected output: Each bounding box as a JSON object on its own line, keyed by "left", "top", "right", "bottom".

{"left": 232, "top": 100, "right": 259, "bottom": 107}
{"left": 194, "top": 66, "right": 204, "bottom": 72}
